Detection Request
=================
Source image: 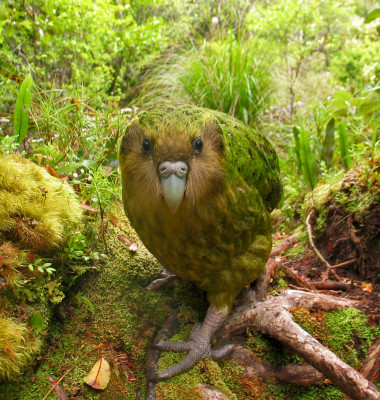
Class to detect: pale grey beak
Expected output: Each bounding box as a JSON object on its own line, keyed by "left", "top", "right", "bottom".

{"left": 158, "top": 161, "right": 188, "bottom": 213}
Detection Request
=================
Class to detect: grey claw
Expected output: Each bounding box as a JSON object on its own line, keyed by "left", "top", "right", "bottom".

{"left": 154, "top": 340, "right": 192, "bottom": 352}
{"left": 155, "top": 347, "right": 210, "bottom": 380}
{"left": 211, "top": 344, "right": 235, "bottom": 360}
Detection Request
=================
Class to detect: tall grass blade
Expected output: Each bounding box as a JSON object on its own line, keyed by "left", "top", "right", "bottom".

{"left": 14, "top": 73, "right": 33, "bottom": 144}
{"left": 338, "top": 122, "right": 351, "bottom": 170}
{"left": 292, "top": 125, "right": 302, "bottom": 170}
{"left": 299, "top": 127, "right": 318, "bottom": 190}
{"left": 321, "top": 117, "right": 335, "bottom": 169}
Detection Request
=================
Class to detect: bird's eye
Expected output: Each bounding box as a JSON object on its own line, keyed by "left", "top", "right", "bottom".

{"left": 141, "top": 138, "right": 153, "bottom": 155}
{"left": 193, "top": 137, "right": 203, "bottom": 155}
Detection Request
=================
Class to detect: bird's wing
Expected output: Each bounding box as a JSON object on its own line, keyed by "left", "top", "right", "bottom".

{"left": 209, "top": 109, "right": 282, "bottom": 211}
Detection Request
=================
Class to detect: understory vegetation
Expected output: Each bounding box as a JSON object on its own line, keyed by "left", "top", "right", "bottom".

{"left": 0, "top": 0, "right": 379, "bottom": 399}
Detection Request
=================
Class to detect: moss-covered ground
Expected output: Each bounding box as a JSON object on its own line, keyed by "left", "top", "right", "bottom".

{"left": 1, "top": 198, "right": 378, "bottom": 399}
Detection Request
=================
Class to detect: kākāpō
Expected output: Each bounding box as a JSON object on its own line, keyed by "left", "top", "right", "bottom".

{"left": 119, "top": 104, "right": 282, "bottom": 380}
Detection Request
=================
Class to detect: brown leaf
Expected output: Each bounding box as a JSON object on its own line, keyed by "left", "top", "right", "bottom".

{"left": 84, "top": 357, "right": 111, "bottom": 390}
{"left": 107, "top": 212, "right": 121, "bottom": 228}
{"left": 44, "top": 165, "right": 63, "bottom": 180}
{"left": 118, "top": 235, "right": 132, "bottom": 245}
{"left": 81, "top": 201, "right": 99, "bottom": 213}
{"left": 361, "top": 282, "right": 373, "bottom": 293}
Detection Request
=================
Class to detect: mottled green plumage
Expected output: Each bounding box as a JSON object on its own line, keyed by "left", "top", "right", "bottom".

{"left": 119, "top": 104, "right": 282, "bottom": 315}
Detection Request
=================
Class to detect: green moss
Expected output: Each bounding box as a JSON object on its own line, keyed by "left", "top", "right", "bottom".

{"left": 291, "top": 308, "right": 328, "bottom": 343}
{"left": 292, "top": 307, "right": 379, "bottom": 369}
{"left": 246, "top": 332, "right": 303, "bottom": 367}
{"left": 264, "top": 383, "right": 344, "bottom": 400}
{"left": 305, "top": 157, "right": 380, "bottom": 223}
{"left": 0, "top": 317, "right": 42, "bottom": 382}
{"left": 325, "top": 307, "right": 380, "bottom": 368}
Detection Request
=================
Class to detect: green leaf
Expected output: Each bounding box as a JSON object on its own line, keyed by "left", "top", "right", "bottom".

{"left": 299, "top": 127, "right": 318, "bottom": 190}
{"left": 338, "top": 122, "right": 351, "bottom": 170}
{"left": 365, "top": 8, "right": 380, "bottom": 23}
{"left": 321, "top": 118, "right": 335, "bottom": 169}
{"left": 333, "top": 90, "right": 353, "bottom": 102}
{"left": 349, "top": 96, "right": 372, "bottom": 107}
{"left": 361, "top": 100, "right": 380, "bottom": 115}
{"left": 331, "top": 107, "right": 348, "bottom": 117}
{"left": 14, "top": 73, "right": 33, "bottom": 144}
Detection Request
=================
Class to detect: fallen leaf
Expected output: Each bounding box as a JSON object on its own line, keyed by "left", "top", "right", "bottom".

{"left": 107, "top": 212, "right": 121, "bottom": 228}
{"left": 81, "top": 201, "right": 99, "bottom": 213}
{"left": 118, "top": 234, "right": 132, "bottom": 245}
{"left": 84, "top": 357, "right": 111, "bottom": 390}
{"left": 327, "top": 239, "right": 334, "bottom": 253}
{"left": 44, "top": 165, "right": 63, "bottom": 180}
{"left": 361, "top": 282, "right": 372, "bottom": 293}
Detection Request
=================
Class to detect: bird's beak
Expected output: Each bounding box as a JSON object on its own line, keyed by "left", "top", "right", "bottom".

{"left": 158, "top": 161, "right": 188, "bottom": 213}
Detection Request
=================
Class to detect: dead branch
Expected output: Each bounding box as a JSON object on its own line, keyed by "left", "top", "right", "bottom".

{"left": 270, "top": 232, "right": 301, "bottom": 257}
{"left": 307, "top": 281, "right": 350, "bottom": 291}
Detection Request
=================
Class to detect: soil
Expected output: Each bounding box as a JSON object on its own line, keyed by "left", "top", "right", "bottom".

{"left": 275, "top": 226, "right": 380, "bottom": 326}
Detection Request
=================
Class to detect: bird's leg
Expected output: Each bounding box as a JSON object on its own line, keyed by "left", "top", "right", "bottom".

{"left": 151, "top": 306, "right": 234, "bottom": 380}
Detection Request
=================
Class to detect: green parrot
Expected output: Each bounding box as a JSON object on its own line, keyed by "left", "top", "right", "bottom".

{"left": 119, "top": 104, "right": 282, "bottom": 380}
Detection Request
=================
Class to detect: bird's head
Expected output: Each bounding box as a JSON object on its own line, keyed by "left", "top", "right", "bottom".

{"left": 119, "top": 107, "right": 226, "bottom": 215}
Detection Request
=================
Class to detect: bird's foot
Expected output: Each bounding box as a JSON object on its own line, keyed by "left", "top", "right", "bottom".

{"left": 149, "top": 307, "right": 234, "bottom": 380}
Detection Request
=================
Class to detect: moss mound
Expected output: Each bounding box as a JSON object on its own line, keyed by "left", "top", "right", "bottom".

{"left": 0, "top": 154, "right": 83, "bottom": 381}
{"left": 0, "top": 317, "right": 41, "bottom": 382}
{"left": 0, "top": 153, "right": 82, "bottom": 252}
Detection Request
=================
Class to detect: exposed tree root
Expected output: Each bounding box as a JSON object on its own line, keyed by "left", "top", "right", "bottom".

{"left": 145, "top": 235, "right": 380, "bottom": 400}
{"left": 228, "top": 345, "right": 325, "bottom": 385}
{"left": 145, "top": 310, "right": 180, "bottom": 400}
{"left": 360, "top": 337, "right": 380, "bottom": 383}
{"left": 219, "top": 289, "right": 379, "bottom": 400}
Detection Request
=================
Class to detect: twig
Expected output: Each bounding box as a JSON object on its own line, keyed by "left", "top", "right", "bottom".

{"left": 307, "top": 281, "right": 350, "bottom": 291}
{"left": 279, "top": 265, "right": 317, "bottom": 291}
{"left": 306, "top": 209, "right": 342, "bottom": 282}
{"left": 270, "top": 232, "right": 301, "bottom": 257}
{"left": 46, "top": 375, "right": 69, "bottom": 400}
{"left": 329, "top": 259, "right": 356, "bottom": 269}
